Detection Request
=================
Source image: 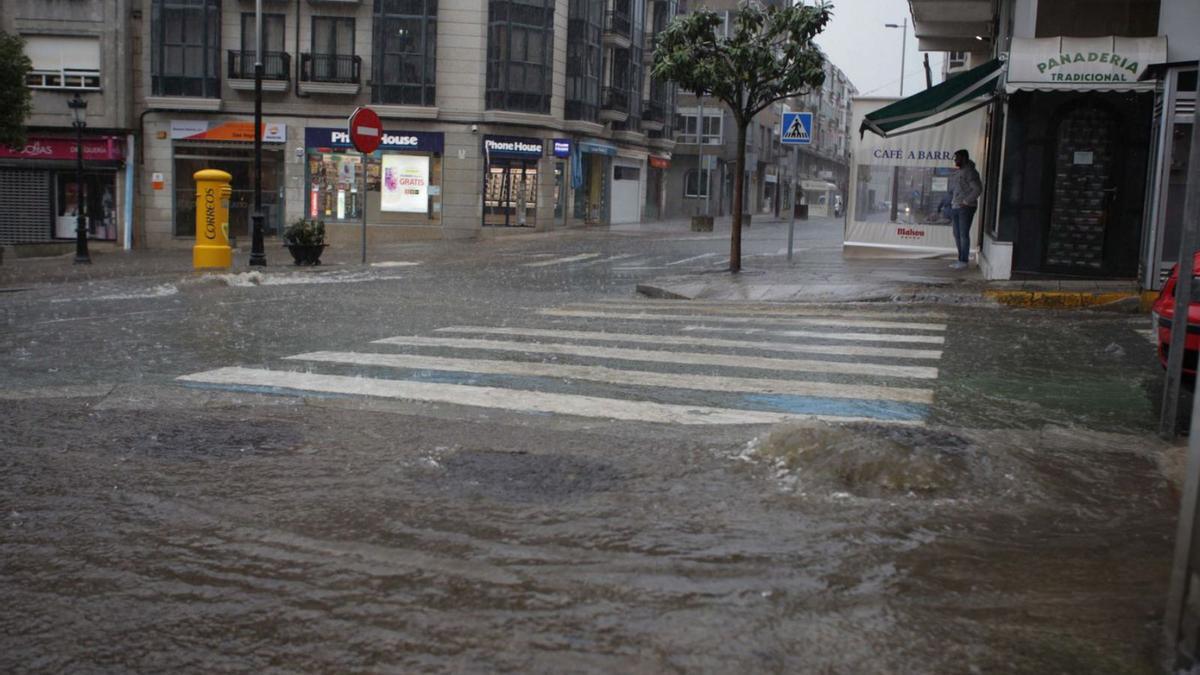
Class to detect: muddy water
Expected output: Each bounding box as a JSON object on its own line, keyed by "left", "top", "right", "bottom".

{"left": 0, "top": 397, "right": 1178, "bottom": 673}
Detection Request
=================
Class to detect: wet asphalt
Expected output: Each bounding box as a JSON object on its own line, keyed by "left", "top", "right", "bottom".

{"left": 0, "top": 219, "right": 1182, "bottom": 673}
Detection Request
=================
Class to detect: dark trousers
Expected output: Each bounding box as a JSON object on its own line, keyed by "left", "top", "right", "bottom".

{"left": 951, "top": 206, "right": 977, "bottom": 263}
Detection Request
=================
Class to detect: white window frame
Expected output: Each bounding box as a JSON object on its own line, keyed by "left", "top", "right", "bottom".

{"left": 684, "top": 167, "right": 711, "bottom": 198}
{"left": 676, "top": 108, "right": 722, "bottom": 145}
{"left": 23, "top": 36, "right": 102, "bottom": 91}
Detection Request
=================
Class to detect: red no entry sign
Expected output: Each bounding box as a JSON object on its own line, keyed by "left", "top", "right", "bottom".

{"left": 348, "top": 107, "right": 382, "bottom": 154}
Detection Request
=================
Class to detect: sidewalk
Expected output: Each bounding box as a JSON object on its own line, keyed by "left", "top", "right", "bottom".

{"left": 625, "top": 213, "right": 1152, "bottom": 311}
{"left": 0, "top": 216, "right": 1155, "bottom": 311}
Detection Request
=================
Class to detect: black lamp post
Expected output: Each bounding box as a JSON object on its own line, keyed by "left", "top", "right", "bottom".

{"left": 249, "top": 0, "right": 267, "bottom": 266}
{"left": 68, "top": 92, "right": 91, "bottom": 265}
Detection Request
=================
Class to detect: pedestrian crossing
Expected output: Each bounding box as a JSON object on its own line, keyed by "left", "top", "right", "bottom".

{"left": 177, "top": 302, "right": 947, "bottom": 427}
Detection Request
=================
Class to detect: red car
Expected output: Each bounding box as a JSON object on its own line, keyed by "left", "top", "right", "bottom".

{"left": 1153, "top": 253, "right": 1200, "bottom": 375}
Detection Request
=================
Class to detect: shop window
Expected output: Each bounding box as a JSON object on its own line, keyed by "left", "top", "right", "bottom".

{"left": 152, "top": 0, "right": 221, "bottom": 97}
{"left": 684, "top": 168, "right": 710, "bottom": 198}
{"left": 172, "top": 147, "right": 284, "bottom": 238}
{"left": 614, "top": 166, "right": 640, "bottom": 181}
{"left": 486, "top": 0, "right": 554, "bottom": 114}
{"left": 56, "top": 173, "right": 117, "bottom": 241}
{"left": 308, "top": 151, "right": 366, "bottom": 221}
{"left": 372, "top": 0, "right": 437, "bottom": 106}
{"left": 24, "top": 36, "right": 102, "bottom": 90}
{"left": 853, "top": 165, "right": 955, "bottom": 225}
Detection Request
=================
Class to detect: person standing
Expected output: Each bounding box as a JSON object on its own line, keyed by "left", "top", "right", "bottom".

{"left": 949, "top": 149, "right": 983, "bottom": 269}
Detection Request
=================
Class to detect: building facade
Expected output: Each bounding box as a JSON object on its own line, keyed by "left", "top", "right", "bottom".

{"left": 663, "top": 0, "right": 854, "bottom": 221}
{"left": 3, "top": 0, "right": 677, "bottom": 250}
{"left": 904, "top": 0, "right": 1196, "bottom": 282}
{"left": 0, "top": 0, "right": 135, "bottom": 247}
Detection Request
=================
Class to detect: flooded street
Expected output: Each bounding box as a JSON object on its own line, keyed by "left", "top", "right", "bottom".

{"left": 0, "top": 230, "right": 1182, "bottom": 672}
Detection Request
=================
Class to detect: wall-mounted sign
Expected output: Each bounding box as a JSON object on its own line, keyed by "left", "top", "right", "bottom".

{"left": 171, "top": 120, "right": 287, "bottom": 143}
{"left": 151, "top": 172, "right": 165, "bottom": 190}
{"left": 483, "top": 135, "right": 544, "bottom": 159}
{"left": 381, "top": 154, "right": 430, "bottom": 213}
{"left": 649, "top": 156, "right": 670, "bottom": 169}
{"left": 1007, "top": 36, "right": 1166, "bottom": 89}
{"left": 0, "top": 136, "right": 124, "bottom": 161}
{"left": 304, "top": 127, "right": 444, "bottom": 154}
{"left": 578, "top": 140, "right": 617, "bottom": 156}
{"left": 552, "top": 139, "right": 572, "bottom": 158}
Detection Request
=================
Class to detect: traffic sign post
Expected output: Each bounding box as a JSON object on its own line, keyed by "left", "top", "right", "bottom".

{"left": 348, "top": 107, "right": 381, "bottom": 264}
{"left": 781, "top": 111, "right": 813, "bottom": 261}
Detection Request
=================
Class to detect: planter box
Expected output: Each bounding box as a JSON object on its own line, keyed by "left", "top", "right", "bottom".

{"left": 285, "top": 243, "right": 327, "bottom": 265}
{"left": 690, "top": 215, "right": 714, "bottom": 232}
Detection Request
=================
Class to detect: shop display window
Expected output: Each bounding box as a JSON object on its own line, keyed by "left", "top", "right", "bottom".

{"left": 56, "top": 172, "right": 117, "bottom": 240}
{"left": 308, "top": 151, "right": 367, "bottom": 221}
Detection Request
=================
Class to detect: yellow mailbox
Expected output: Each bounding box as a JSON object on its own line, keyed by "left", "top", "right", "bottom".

{"left": 193, "top": 169, "right": 233, "bottom": 269}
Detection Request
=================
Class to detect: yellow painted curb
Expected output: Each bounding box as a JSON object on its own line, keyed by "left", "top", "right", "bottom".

{"left": 983, "top": 289, "right": 1156, "bottom": 310}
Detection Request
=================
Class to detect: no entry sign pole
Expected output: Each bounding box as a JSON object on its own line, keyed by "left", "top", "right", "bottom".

{"left": 348, "top": 107, "right": 382, "bottom": 264}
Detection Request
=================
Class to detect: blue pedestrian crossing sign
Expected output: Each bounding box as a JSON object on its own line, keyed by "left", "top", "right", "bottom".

{"left": 781, "top": 111, "right": 813, "bottom": 145}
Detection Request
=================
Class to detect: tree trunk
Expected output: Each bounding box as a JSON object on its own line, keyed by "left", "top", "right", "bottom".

{"left": 731, "top": 121, "right": 747, "bottom": 273}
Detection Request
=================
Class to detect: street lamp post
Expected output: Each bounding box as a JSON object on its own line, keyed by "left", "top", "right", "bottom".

{"left": 68, "top": 93, "right": 90, "bottom": 265}
{"left": 884, "top": 18, "right": 907, "bottom": 224}
{"left": 249, "top": 0, "right": 267, "bottom": 266}
{"left": 884, "top": 17, "right": 908, "bottom": 97}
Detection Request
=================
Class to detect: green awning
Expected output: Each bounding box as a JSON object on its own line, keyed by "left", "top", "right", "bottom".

{"left": 860, "top": 58, "right": 1006, "bottom": 138}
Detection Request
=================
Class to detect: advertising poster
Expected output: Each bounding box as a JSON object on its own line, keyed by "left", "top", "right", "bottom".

{"left": 381, "top": 154, "right": 429, "bottom": 213}
{"left": 846, "top": 97, "right": 987, "bottom": 258}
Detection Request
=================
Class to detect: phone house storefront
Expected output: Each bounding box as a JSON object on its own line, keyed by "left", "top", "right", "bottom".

{"left": 305, "top": 128, "right": 444, "bottom": 228}
{"left": 483, "top": 135, "right": 544, "bottom": 228}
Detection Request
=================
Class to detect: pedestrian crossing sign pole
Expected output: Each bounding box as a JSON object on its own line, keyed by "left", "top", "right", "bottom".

{"left": 781, "top": 111, "right": 813, "bottom": 262}
{"left": 781, "top": 111, "right": 813, "bottom": 145}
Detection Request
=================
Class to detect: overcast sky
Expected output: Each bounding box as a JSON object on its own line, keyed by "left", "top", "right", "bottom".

{"left": 813, "top": 0, "right": 945, "bottom": 98}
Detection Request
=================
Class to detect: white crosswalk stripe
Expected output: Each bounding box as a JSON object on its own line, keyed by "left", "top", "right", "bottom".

{"left": 177, "top": 302, "right": 947, "bottom": 427}
{"left": 372, "top": 335, "right": 939, "bottom": 379}
{"left": 433, "top": 326, "right": 943, "bottom": 360}
{"left": 540, "top": 309, "right": 947, "bottom": 331}
{"left": 522, "top": 253, "right": 602, "bottom": 267}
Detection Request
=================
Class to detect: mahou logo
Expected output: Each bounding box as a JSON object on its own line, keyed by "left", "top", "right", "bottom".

{"left": 897, "top": 227, "right": 925, "bottom": 239}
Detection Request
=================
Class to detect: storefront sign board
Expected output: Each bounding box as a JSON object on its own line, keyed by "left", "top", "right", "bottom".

{"left": 483, "top": 135, "right": 544, "bottom": 159}
{"left": 304, "top": 128, "right": 443, "bottom": 153}
{"left": 1007, "top": 36, "right": 1167, "bottom": 88}
{"left": 0, "top": 136, "right": 124, "bottom": 161}
{"left": 578, "top": 140, "right": 617, "bottom": 156}
{"left": 170, "top": 120, "right": 287, "bottom": 143}
{"left": 649, "top": 156, "right": 670, "bottom": 169}
{"left": 552, "top": 139, "right": 572, "bottom": 158}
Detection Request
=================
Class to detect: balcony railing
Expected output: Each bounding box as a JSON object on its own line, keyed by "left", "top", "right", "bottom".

{"left": 300, "top": 53, "right": 361, "bottom": 84}
{"left": 602, "top": 86, "right": 630, "bottom": 114}
{"left": 642, "top": 100, "right": 665, "bottom": 124}
{"left": 227, "top": 50, "right": 290, "bottom": 80}
{"left": 605, "top": 10, "right": 631, "bottom": 39}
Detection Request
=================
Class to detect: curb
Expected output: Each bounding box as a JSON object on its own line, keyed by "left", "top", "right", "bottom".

{"left": 983, "top": 289, "right": 1156, "bottom": 312}
{"left": 635, "top": 283, "right": 692, "bottom": 300}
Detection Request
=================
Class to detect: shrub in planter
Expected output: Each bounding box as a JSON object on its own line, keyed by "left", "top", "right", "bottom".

{"left": 283, "top": 218, "right": 327, "bottom": 265}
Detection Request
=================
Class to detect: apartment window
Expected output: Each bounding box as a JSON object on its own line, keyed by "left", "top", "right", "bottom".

{"left": 236, "top": 13, "right": 286, "bottom": 79}
{"left": 565, "top": 0, "right": 602, "bottom": 122}
{"left": 678, "top": 110, "right": 721, "bottom": 144}
{"left": 152, "top": 0, "right": 221, "bottom": 97}
{"left": 373, "top": 0, "right": 437, "bottom": 106}
{"left": 311, "top": 17, "right": 355, "bottom": 82}
{"left": 1036, "top": 0, "right": 1159, "bottom": 37}
{"left": 684, "top": 168, "right": 710, "bottom": 198}
{"left": 486, "top": 0, "right": 554, "bottom": 113}
{"left": 23, "top": 36, "right": 101, "bottom": 90}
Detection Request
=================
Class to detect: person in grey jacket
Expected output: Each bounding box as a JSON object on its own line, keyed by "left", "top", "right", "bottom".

{"left": 949, "top": 149, "right": 983, "bottom": 269}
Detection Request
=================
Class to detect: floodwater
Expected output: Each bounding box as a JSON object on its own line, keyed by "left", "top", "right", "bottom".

{"left": 0, "top": 394, "right": 1178, "bottom": 673}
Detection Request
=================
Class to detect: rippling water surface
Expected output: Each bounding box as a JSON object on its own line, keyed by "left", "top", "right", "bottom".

{"left": 1, "top": 397, "right": 1178, "bottom": 673}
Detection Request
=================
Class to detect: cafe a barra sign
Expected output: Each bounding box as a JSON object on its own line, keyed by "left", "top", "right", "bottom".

{"left": 1008, "top": 36, "right": 1166, "bottom": 88}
